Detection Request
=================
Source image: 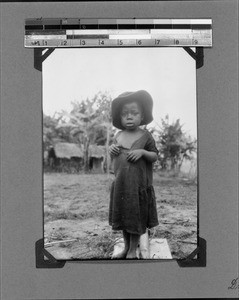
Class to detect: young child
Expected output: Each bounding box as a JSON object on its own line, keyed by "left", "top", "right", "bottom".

{"left": 109, "top": 90, "right": 159, "bottom": 259}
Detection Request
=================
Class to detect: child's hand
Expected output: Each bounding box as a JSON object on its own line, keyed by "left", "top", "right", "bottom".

{"left": 109, "top": 144, "right": 121, "bottom": 156}
{"left": 127, "top": 149, "right": 144, "bottom": 162}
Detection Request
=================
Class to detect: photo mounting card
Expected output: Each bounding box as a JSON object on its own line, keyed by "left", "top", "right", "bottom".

{"left": 2, "top": 2, "right": 238, "bottom": 299}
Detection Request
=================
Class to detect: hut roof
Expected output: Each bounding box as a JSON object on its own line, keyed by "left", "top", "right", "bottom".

{"left": 54, "top": 143, "right": 83, "bottom": 159}
{"left": 89, "top": 144, "right": 105, "bottom": 158}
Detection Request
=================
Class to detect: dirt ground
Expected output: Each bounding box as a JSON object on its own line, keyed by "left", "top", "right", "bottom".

{"left": 44, "top": 172, "right": 197, "bottom": 260}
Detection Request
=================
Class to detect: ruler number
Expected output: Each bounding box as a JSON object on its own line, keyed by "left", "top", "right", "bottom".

{"left": 31, "top": 40, "right": 40, "bottom": 46}
{"left": 174, "top": 39, "right": 180, "bottom": 45}
{"left": 136, "top": 40, "right": 142, "bottom": 45}
{"left": 193, "top": 39, "right": 198, "bottom": 45}
{"left": 80, "top": 40, "right": 86, "bottom": 45}
{"left": 61, "top": 40, "right": 67, "bottom": 46}
{"left": 42, "top": 40, "right": 48, "bottom": 46}
{"left": 99, "top": 40, "right": 105, "bottom": 45}
{"left": 118, "top": 40, "right": 123, "bottom": 46}
{"left": 155, "top": 39, "right": 161, "bottom": 45}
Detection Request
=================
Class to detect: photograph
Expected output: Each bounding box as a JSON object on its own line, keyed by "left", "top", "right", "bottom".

{"left": 43, "top": 47, "right": 198, "bottom": 260}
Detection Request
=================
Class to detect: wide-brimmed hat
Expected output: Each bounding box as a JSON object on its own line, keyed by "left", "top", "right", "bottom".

{"left": 111, "top": 90, "right": 153, "bottom": 130}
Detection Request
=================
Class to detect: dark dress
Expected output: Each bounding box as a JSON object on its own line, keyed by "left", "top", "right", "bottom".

{"left": 109, "top": 130, "right": 159, "bottom": 235}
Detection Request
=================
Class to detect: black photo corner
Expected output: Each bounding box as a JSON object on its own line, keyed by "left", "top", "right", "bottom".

{"left": 35, "top": 237, "right": 206, "bottom": 268}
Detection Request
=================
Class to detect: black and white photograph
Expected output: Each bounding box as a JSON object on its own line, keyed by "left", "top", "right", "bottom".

{"left": 43, "top": 47, "right": 198, "bottom": 260}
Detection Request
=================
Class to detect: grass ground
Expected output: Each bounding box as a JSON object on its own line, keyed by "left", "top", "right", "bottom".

{"left": 44, "top": 172, "right": 197, "bottom": 260}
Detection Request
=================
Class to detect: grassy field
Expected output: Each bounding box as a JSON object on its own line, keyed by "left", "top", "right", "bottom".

{"left": 44, "top": 172, "right": 197, "bottom": 260}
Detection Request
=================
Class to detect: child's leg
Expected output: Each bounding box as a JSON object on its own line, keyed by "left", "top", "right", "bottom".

{"left": 126, "top": 233, "right": 140, "bottom": 259}
{"left": 111, "top": 230, "right": 130, "bottom": 259}
{"left": 139, "top": 230, "right": 149, "bottom": 259}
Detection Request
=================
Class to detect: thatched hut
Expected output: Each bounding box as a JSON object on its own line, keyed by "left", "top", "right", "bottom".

{"left": 47, "top": 142, "right": 84, "bottom": 173}
{"left": 88, "top": 144, "right": 106, "bottom": 173}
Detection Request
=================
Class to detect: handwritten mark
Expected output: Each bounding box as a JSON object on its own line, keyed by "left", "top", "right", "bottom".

{"left": 228, "top": 277, "right": 239, "bottom": 290}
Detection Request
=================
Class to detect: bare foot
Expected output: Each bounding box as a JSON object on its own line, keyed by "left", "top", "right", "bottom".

{"left": 111, "top": 249, "right": 128, "bottom": 259}
{"left": 126, "top": 233, "right": 140, "bottom": 259}
{"left": 139, "top": 249, "right": 149, "bottom": 259}
{"left": 126, "top": 250, "right": 138, "bottom": 259}
{"left": 139, "top": 232, "right": 149, "bottom": 259}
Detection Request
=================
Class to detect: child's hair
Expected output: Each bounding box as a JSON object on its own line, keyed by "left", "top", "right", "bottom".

{"left": 111, "top": 90, "right": 153, "bottom": 130}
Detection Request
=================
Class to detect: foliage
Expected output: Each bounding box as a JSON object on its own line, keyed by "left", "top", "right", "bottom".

{"left": 43, "top": 113, "right": 72, "bottom": 151}
{"left": 43, "top": 95, "right": 196, "bottom": 175}
{"left": 152, "top": 115, "right": 197, "bottom": 171}
{"left": 93, "top": 92, "right": 115, "bottom": 173}
{"left": 46, "top": 92, "right": 114, "bottom": 172}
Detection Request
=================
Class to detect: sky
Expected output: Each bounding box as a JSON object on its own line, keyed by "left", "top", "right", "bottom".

{"left": 43, "top": 47, "right": 197, "bottom": 138}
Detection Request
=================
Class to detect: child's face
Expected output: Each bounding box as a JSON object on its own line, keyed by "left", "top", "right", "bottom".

{"left": 120, "top": 101, "right": 143, "bottom": 131}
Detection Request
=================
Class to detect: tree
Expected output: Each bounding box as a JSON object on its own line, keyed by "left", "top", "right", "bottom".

{"left": 56, "top": 92, "right": 114, "bottom": 173}
{"left": 93, "top": 92, "right": 114, "bottom": 174}
{"left": 155, "top": 115, "right": 197, "bottom": 171}
{"left": 56, "top": 98, "right": 97, "bottom": 172}
{"left": 43, "top": 113, "right": 71, "bottom": 151}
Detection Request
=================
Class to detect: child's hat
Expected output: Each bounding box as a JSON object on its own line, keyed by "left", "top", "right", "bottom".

{"left": 111, "top": 90, "right": 153, "bottom": 130}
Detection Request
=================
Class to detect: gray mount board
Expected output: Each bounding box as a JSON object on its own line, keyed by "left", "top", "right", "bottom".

{"left": 1, "top": 1, "right": 238, "bottom": 299}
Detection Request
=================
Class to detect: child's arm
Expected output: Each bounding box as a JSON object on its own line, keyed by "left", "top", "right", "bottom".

{"left": 127, "top": 149, "right": 157, "bottom": 163}
{"left": 109, "top": 144, "right": 120, "bottom": 157}
{"left": 109, "top": 131, "right": 121, "bottom": 157}
{"left": 142, "top": 149, "right": 158, "bottom": 162}
{"left": 127, "top": 131, "right": 158, "bottom": 163}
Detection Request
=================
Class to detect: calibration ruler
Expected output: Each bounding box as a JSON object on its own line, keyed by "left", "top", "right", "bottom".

{"left": 25, "top": 18, "right": 212, "bottom": 48}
